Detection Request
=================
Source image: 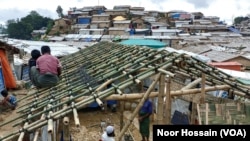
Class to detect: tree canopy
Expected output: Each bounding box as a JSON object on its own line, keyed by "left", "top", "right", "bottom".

{"left": 234, "top": 16, "right": 249, "bottom": 25}
{"left": 6, "top": 11, "right": 54, "bottom": 40}
{"left": 56, "top": 5, "right": 64, "bottom": 18}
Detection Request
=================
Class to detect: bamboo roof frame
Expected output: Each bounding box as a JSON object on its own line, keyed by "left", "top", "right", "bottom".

{"left": 1, "top": 41, "right": 250, "bottom": 140}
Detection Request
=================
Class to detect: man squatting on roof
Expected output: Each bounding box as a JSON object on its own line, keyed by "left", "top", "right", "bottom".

{"left": 30, "top": 45, "right": 62, "bottom": 88}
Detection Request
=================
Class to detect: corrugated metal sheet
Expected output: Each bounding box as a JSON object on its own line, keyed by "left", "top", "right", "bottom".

{"left": 201, "top": 50, "right": 239, "bottom": 62}
{"left": 209, "top": 61, "right": 243, "bottom": 71}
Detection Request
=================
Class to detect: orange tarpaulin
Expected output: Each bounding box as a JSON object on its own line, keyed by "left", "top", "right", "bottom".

{"left": 0, "top": 49, "right": 16, "bottom": 89}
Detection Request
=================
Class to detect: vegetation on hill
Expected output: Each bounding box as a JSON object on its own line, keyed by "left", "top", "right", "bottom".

{"left": 6, "top": 11, "right": 54, "bottom": 40}
{"left": 234, "top": 16, "right": 249, "bottom": 25}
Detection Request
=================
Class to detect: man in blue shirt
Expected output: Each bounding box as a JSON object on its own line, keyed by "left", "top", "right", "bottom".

{"left": 139, "top": 98, "right": 153, "bottom": 141}
{"left": 0, "top": 89, "right": 17, "bottom": 110}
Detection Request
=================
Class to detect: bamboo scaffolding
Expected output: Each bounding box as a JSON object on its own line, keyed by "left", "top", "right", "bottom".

{"left": 11, "top": 56, "right": 177, "bottom": 139}
{"left": 118, "top": 73, "right": 161, "bottom": 141}
{"left": 17, "top": 49, "right": 162, "bottom": 110}
{"left": 1, "top": 62, "right": 173, "bottom": 140}
{"left": 2, "top": 41, "right": 250, "bottom": 141}
{"left": 17, "top": 45, "right": 153, "bottom": 103}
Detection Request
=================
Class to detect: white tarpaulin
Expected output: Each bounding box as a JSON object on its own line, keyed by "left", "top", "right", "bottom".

{"left": 218, "top": 68, "right": 250, "bottom": 80}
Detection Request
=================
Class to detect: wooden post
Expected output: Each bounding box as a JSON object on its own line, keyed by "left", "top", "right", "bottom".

{"left": 164, "top": 76, "right": 171, "bottom": 124}
{"left": 205, "top": 103, "right": 209, "bottom": 125}
{"left": 157, "top": 74, "right": 165, "bottom": 124}
{"left": 196, "top": 104, "right": 202, "bottom": 125}
{"left": 117, "top": 73, "right": 161, "bottom": 141}
{"left": 120, "top": 101, "right": 124, "bottom": 131}
{"left": 201, "top": 73, "right": 206, "bottom": 103}
{"left": 190, "top": 102, "right": 197, "bottom": 124}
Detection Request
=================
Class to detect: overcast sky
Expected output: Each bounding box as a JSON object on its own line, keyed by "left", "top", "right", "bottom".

{"left": 0, "top": 0, "right": 249, "bottom": 26}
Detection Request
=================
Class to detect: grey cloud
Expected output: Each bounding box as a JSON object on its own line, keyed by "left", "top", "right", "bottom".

{"left": 0, "top": 9, "right": 28, "bottom": 24}
{"left": 186, "top": 0, "right": 214, "bottom": 8}
{"left": 149, "top": 0, "right": 168, "bottom": 4}
{"left": 0, "top": 8, "right": 57, "bottom": 25}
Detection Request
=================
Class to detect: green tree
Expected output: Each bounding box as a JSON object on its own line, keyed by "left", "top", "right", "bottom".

{"left": 234, "top": 16, "right": 249, "bottom": 24}
{"left": 7, "top": 22, "right": 33, "bottom": 39}
{"left": 56, "top": 5, "right": 64, "bottom": 18}
{"left": 46, "top": 20, "right": 55, "bottom": 34}
{"left": 6, "top": 10, "right": 53, "bottom": 40}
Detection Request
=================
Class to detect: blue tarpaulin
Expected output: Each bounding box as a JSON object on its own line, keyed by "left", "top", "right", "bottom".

{"left": 120, "top": 39, "right": 166, "bottom": 48}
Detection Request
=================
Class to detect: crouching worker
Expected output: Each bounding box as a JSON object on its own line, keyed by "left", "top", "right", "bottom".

{"left": 30, "top": 45, "right": 62, "bottom": 88}
{"left": 0, "top": 89, "right": 17, "bottom": 110}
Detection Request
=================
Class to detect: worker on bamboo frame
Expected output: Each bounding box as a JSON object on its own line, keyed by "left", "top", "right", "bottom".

{"left": 30, "top": 46, "right": 62, "bottom": 88}
{"left": 139, "top": 98, "right": 153, "bottom": 141}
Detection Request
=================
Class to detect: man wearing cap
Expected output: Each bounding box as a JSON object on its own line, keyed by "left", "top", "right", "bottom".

{"left": 101, "top": 125, "right": 115, "bottom": 141}
{"left": 139, "top": 98, "right": 153, "bottom": 141}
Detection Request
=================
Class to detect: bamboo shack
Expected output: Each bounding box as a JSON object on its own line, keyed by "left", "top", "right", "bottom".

{"left": 0, "top": 41, "right": 250, "bottom": 141}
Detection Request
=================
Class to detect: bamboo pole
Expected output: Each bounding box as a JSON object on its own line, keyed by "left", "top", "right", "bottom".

{"left": 62, "top": 85, "right": 231, "bottom": 102}
{"left": 17, "top": 110, "right": 34, "bottom": 141}
{"left": 201, "top": 73, "right": 206, "bottom": 104}
{"left": 157, "top": 74, "right": 165, "bottom": 124}
{"left": 47, "top": 111, "right": 54, "bottom": 133}
{"left": 205, "top": 103, "right": 208, "bottom": 125}
{"left": 196, "top": 104, "right": 202, "bottom": 125}
{"left": 190, "top": 102, "right": 196, "bottom": 124}
{"left": 120, "top": 101, "right": 124, "bottom": 131}
{"left": 33, "top": 107, "right": 46, "bottom": 141}
{"left": 182, "top": 78, "right": 201, "bottom": 90}
{"left": 17, "top": 120, "right": 29, "bottom": 141}
{"left": 164, "top": 76, "right": 171, "bottom": 124}
{"left": 72, "top": 102, "right": 80, "bottom": 127}
{"left": 62, "top": 104, "right": 70, "bottom": 141}
{"left": 118, "top": 73, "right": 161, "bottom": 141}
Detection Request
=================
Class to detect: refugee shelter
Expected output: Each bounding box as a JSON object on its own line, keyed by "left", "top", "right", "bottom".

{"left": 1, "top": 41, "right": 250, "bottom": 141}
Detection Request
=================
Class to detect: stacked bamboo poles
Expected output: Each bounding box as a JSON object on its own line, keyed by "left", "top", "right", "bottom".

{"left": 15, "top": 49, "right": 176, "bottom": 118}
{"left": 0, "top": 64, "right": 156, "bottom": 140}
{"left": 15, "top": 48, "right": 160, "bottom": 116}
{"left": 17, "top": 44, "right": 158, "bottom": 112}
{"left": 0, "top": 51, "right": 181, "bottom": 141}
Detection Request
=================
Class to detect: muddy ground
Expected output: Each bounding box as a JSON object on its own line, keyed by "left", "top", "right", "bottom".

{"left": 0, "top": 88, "right": 154, "bottom": 141}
